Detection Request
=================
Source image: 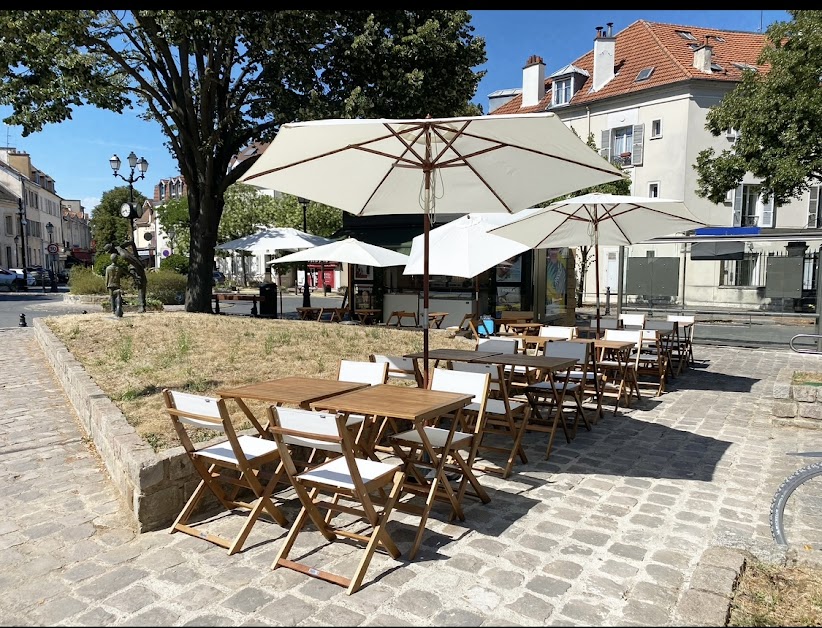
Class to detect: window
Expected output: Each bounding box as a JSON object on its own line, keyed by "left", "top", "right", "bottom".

{"left": 648, "top": 182, "right": 660, "bottom": 198}
{"left": 676, "top": 30, "right": 697, "bottom": 41}
{"left": 553, "top": 77, "right": 572, "bottom": 106}
{"left": 732, "top": 62, "right": 758, "bottom": 73}
{"left": 650, "top": 119, "right": 662, "bottom": 139}
{"left": 4, "top": 215, "right": 12, "bottom": 236}
{"left": 5, "top": 246, "right": 11, "bottom": 268}
{"left": 808, "top": 186, "right": 822, "bottom": 228}
{"left": 720, "top": 253, "right": 761, "bottom": 287}
{"left": 599, "top": 124, "right": 645, "bottom": 166}
{"left": 725, "top": 127, "right": 740, "bottom": 141}
{"left": 731, "top": 184, "right": 774, "bottom": 228}
{"left": 710, "top": 63, "right": 724, "bottom": 73}
{"left": 635, "top": 67, "right": 654, "bottom": 82}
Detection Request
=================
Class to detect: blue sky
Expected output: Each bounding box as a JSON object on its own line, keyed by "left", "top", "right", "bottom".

{"left": 0, "top": 10, "right": 791, "bottom": 215}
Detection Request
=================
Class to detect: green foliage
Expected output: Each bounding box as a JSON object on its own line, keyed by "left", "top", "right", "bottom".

{"left": 159, "top": 253, "right": 189, "bottom": 275}
{"left": 68, "top": 265, "right": 106, "bottom": 295}
{"left": 146, "top": 270, "right": 187, "bottom": 305}
{"left": 89, "top": 186, "right": 147, "bottom": 253}
{"left": 0, "top": 10, "right": 486, "bottom": 312}
{"left": 695, "top": 10, "right": 822, "bottom": 205}
{"left": 154, "top": 198, "right": 190, "bottom": 256}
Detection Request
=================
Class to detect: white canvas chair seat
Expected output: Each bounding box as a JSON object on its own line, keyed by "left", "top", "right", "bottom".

{"left": 164, "top": 389, "right": 289, "bottom": 556}
{"left": 298, "top": 456, "right": 400, "bottom": 491}
{"left": 599, "top": 329, "right": 643, "bottom": 412}
{"left": 267, "top": 406, "right": 405, "bottom": 595}
{"left": 370, "top": 354, "right": 423, "bottom": 387}
{"left": 391, "top": 425, "right": 473, "bottom": 449}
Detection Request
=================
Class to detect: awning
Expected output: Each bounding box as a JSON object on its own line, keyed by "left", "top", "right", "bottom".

{"left": 690, "top": 241, "right": 746, "bottom": 261}
{"left": 328, "top": 227, "right": 419, "bottom": 256}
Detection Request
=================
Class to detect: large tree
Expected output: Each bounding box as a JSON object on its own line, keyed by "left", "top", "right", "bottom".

{"left": 694, "top": 10, "right": 822, "bottom": 205}
{"left": 0, "top": 10, "right": 486, "bottom": 311}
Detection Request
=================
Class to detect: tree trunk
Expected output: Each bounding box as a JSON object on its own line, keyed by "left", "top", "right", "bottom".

{"left": 186, "top": 190, "right": 222, "bottom": 313}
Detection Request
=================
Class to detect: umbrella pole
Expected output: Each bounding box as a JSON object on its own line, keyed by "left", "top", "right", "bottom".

{"left": 595, "top": 221, "right": 601, "bottom": 338}
{"left": 423, "top": 208, "right": 430, "bottom": 388}
{"left": 349, "top": 263, "right": 357, "bottom": 321}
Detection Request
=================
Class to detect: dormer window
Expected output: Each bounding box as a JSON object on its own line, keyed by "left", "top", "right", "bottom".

{"left": 711, "top": 63, "right": 724, "bottom": 72}
{"left": 553, "top": 77, "right": 572, "bottom": 106}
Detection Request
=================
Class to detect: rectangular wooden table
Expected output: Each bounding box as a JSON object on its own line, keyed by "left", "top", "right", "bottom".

{"left": 589, "top": 338, "right": 640, "bottom": 413}
{"left": 472, "top": 353, "right": 578, "bottom": 460}
{"left": 312, "top": 384, "right": 474, "bottom": 560}
{"left": 215, "top": 376, "right": 370, "bottom": 435}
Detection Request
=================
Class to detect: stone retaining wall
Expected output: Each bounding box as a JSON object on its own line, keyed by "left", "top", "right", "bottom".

{"left": 772, "top": 366, "right": 822, "bottom": 429}
{"left": 33, "top": 318, "right": 209, "bottom": 533}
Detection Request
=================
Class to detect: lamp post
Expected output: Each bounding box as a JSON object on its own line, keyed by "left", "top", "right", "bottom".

{"left": 13, "top": 235, "right": 19, "bottom": 267}
{"left": 297, "top": 196, "right": 311, "bottom": 307}
{"left": 17, "top": 199, "right": 28, "bottom": 291}
{"left": 110, "top": 151, "right": 149, "bottom": 312}
{"left": 46, "top": 222, "right": 57, "bottom": 292}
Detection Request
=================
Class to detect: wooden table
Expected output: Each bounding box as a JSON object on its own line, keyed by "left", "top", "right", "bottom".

{"left": 318, "top": 307, "right": 347, "bottom": 322}
{"left": 215, "top": 376, "right": 370, "bottom": 435}
{"left": 404, "top": 348, "right": 503, "bottom": 371}
{"left": 296, "top": 306, "right": 322, "bottom": 321}
{"left": 313, "top": 384, "right": 475, "bottom": 560}
{"left": 213, "top": 292, "right": 264, "bottom": 317}
{"left": 504, "top": 322, "right": 543, "bottom": 336}
{"left": 591, "top": 339, "right": 640, "bottom": 414}
{"left": 385, "top": 310, "right": 419, "bottom": 327}
{"left": 472, "top": 354, "right": 578, "bottom": 460}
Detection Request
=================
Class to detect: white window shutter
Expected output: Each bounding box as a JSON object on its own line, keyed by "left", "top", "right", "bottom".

{"left": 732, "top": 185, "right": 743, "bottom": 227}
{"left": 599, "top": 129, "right": 610, "bottom": 160}
{"left": 809, "top": 186, "right": 819, "bottom": 228}
{"left": 761, "top": 196, "right": 774, "bottom": 228}
{"left": 631, "top": 124, "right": 644, "bottom": 165}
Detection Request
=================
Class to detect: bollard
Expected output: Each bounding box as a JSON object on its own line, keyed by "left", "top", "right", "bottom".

{"left": 605, "top": 287, "right": 611, "bottom": 315}
{"left": 18, "top": 313, "right": 27, "bottom": 327}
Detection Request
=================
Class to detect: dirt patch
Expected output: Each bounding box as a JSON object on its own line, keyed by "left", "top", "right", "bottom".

{"left": 793, "top": 372, "right": 822, "bottom": 386}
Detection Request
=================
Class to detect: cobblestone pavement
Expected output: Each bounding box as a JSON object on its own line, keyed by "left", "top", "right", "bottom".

{"left": 4, "top": 326, "right": 822, "bottom": 626}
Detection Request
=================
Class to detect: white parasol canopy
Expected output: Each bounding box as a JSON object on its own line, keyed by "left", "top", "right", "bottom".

{"left": 216, "top": 227, "right": 333, "bottom": 254}
{"left": 489, "top": 193, "right": 708, "bottom": 333}
{"left": 239, "top": 113, "right": 625, "bottom": 384}
{"left": 271, "top": 237, "right": 410, "bottom": 268}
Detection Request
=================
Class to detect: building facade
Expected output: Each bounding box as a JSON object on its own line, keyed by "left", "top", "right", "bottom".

{"left": 491, "top": 19, "right": 821, "bottom": 314}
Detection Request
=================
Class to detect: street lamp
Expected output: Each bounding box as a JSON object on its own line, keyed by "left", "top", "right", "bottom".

{"left": 17, "top": 199, "right": 28, "bottom": 291}
{"left": 110, "top": 150, "right": 149, "bottom": 312}
{"left": 297, "top": 196, "right": 311, "bottom": 307}
{"left": 46, "top": 221, "right": 57, "bottom": 292}
{"left": 13, "top": 235, "right": 19, "bottom": 267}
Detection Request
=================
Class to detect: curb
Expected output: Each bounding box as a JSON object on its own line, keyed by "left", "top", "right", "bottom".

{"left": 673, "top": 546, "right": 746, "bottom": 626}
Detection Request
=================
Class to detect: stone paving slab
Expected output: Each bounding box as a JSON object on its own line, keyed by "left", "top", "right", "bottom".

{"left": 4, "top": 325, "right": 822, "bottom": 625}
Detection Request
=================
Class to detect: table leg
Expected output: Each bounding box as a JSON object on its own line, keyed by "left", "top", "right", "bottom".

{"left": 214, "top": 296, "right": 220, "bottom": 315}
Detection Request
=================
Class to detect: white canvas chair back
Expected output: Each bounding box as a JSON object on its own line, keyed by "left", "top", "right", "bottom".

{"left": 540, "top": 325, "right": 577, "bottom": 340}
{"left": 370, "top": 353, "right": 422, "bottom": 387}
{"left": 543, "top": 338, "right": 588, "bottom": 364}
{"left": 644, "top": 319, "right": 676, "bottom": 333}
{"left": 603, "top": 328, "right": 641, "bottom": 348}
{"left": 476, "top": 337, "right": 518, "bottom": 354}
{"left": 619, "top": 313, "right": 646, "bottom": 329}
{"left": 266, "top": 405, "right": 404, "bottom": 595}
{"left": 164, "top": 388, "right": 288, "bottom": 555}
{"left": 337, "top": 359, "right": 389, "bottom": 386}
{"left": 666, "top": 314, "right": 696, "bottom": 370}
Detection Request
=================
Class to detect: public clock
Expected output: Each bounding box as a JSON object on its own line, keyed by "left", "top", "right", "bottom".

{"left": 120, "top": 203, "right": 133, "bottom": 218}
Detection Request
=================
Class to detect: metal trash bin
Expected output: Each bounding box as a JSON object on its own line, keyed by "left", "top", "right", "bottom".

{"left": 259, "top": 283, "right": 277, "bottom": 318}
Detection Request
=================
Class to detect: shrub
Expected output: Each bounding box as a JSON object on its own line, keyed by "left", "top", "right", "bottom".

{"left": 68, "top": 266, "right": 107, "bottom": 295}
{"left": 160, "top": 253, "right": 189, "bottom": 275}
{"left": 147, "top": 269, "right": 187, "bottom": 305}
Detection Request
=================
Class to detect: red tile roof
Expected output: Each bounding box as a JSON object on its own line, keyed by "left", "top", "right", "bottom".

{"left": 491, "top": 20, "right": 770, "bottom": 115}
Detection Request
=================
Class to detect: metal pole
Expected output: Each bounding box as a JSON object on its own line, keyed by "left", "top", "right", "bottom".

{"left": 816, "top": 244, "right": 822, "bottom": 352}
{"left": 300, "top": 199, "right": 311, "bottom": 308}
{"left": 616, "top": 245, "right": 625, "bottom": 318}
{"left": 18, "top": 198, "right": 28, "bottom": 291}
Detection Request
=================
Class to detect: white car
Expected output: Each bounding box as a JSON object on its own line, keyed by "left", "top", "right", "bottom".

{"left": 3, "top": 267, "right": 37, "bottom": 290}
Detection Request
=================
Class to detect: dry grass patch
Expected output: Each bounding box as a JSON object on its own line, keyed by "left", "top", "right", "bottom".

{"left": 45, "top": 311, "right": 473, "bottom": 452}
{"left": 729, "top": 558, "right": 822, "bottom": 626}
{"left": 793, "top": 372, "right": 822, "bottom": 386}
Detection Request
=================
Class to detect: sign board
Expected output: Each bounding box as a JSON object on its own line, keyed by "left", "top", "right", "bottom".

{"left": 47, "top": 243, "right": 59, "bottom": 254}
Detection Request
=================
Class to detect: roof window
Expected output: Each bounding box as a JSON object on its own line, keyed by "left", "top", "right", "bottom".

{"left": 732, "top": 62, "right": 758, "bottom": 72}
{"left": 635, "top": 67, "right": 655, "bottom": 82}
{"left": 676, "top": 30, "right": 697, "bottom": 41}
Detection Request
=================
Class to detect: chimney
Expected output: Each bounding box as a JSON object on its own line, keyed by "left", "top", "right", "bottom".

{"left": 521, "top": 54, "right": 546, "bottom": 107}
{"left": 693, "top": 44, "right": 713, "bottom": 73}
{"left": 592, "top": 23, "right": 616, "bottom": 91}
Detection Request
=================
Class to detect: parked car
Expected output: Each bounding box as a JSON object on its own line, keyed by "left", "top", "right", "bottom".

{"left": 3, "top": 267, "right": 36, "bottom": 289}
{"left": 213, "top": 270, "right": 226, "bottom": 285}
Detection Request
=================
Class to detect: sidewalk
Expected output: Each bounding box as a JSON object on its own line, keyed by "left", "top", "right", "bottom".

{"left": 3, "top": 326, "right": 822, "bottom": 625}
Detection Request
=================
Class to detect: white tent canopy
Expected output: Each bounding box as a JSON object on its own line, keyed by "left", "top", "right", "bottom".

{"left": 270, "top": 237, "right": 410, "bottom": 268}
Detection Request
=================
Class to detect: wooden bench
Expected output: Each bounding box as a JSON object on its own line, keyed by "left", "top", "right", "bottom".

{"left": 427, "top": 312, "right": 449, "bottom": 329}
{"left": 296, "top": 306, "right": 322, "bottom": 321}
{"left": 213, "top": 292, "right": 264, "bottom": 317}
{"left": 384, "top": 310, "right": 419, "bottom": 328}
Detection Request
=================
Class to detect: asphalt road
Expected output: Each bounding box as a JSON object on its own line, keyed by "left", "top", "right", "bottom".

{"left": 2, "top": 286, "right": 821, "bottom": 353}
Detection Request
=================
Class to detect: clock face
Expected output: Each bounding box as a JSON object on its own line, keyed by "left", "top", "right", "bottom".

{"left": 120, "top": 203, "right": 132, "bottom": 218}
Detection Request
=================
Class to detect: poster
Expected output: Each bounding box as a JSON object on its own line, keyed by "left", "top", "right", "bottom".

{"left": 545, "top": 247, "right": 568, "bottom": 316}
{"left": 496, "top": 254, "right": 522, "bottom": 283}
{"left": 354, "top": 264, "right": 373, "bottom": 281}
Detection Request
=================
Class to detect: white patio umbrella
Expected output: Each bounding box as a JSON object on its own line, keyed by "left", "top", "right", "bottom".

{"left": 269, "top": 237, "right": 410, "bottom": 319}
{"left": 489, "top": 193, "right": 708, "bottom": 335}
{"left": 216, "top": 227, "right": 333, "bottom": 254}
{"left": 239, "top": 113, "right": 624, "bottom": 385}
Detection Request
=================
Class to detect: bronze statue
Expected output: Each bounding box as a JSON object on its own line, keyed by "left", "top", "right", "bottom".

{"left": 105, "top": 253, "right": 123, "bottom": 317}
{"left": 104, "top": 240, "right": 147, "bottom": 313}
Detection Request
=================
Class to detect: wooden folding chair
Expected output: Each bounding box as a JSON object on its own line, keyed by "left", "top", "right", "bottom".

{"left": 636, "top": 329, "right": 669, "bottom": 396}
{"left": 448, "top": 360, "right": 529, "bottom": 478}
{"left": 619, "top": 313, "right": 646, "bottom": 329}
{"left": 368, "top": 354, "right": 423, "bottom": 452}
{"left": 266, "top": 406, "right": 405, "bottom": 595}
{"left": 666, "top": 314, "right": 696, "bottom": 373}
{"left": 164, "top": 388, "right": 288, "bottom": 555}
{"left": 599, "top": 329, "right": 642, "bottom": 412}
